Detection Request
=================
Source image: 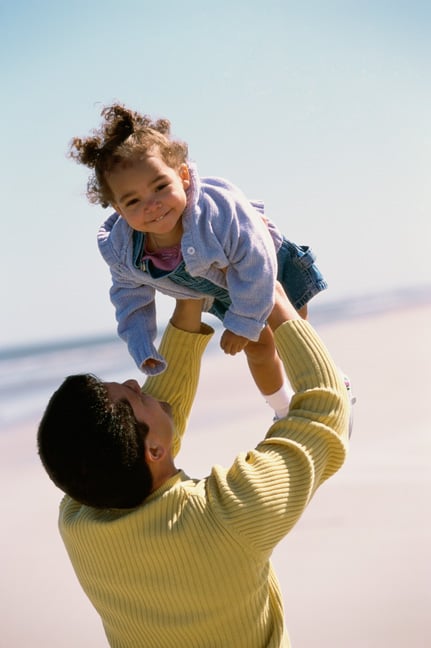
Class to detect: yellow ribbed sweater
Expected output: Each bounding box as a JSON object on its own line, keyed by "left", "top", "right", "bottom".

{"left": 59, "top": 320, "right": 349, "bottom": 647}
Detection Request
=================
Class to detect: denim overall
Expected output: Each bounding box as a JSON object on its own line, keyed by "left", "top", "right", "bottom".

{"left": 133, "top": 234, "right": 327, "bottom": 322}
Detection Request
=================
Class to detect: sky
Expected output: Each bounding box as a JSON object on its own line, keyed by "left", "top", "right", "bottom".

{"left": 1, "top": 0, "right": 430, "bottom": 348}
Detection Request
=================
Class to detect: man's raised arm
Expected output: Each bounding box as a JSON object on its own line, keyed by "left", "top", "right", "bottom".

{"left": 143, "top": 299, "right": 213, "bottom": 455}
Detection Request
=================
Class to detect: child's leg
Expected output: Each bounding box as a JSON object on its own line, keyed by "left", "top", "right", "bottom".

{"left": 297, "top": 304, "right": 308, "bottom": 319}
{"left": 243, "top": 325, "right": 293, "bottom": 419}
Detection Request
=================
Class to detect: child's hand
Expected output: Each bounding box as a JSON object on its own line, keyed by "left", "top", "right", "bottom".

{"left": 143, "top": 358, "right": 163, "bottom": 370}
{"left": 220, "top": 329, "right": 249, "bottom": 355}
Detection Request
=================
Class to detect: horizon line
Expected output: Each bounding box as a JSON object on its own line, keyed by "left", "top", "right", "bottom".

{"left": 1, "top": 283, "right": 430, "bottom": 360}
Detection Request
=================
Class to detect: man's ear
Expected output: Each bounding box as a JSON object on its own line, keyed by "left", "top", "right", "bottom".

{"left": 144, "top": 440, "right": 166, "bottom": 463}
{"left": 179, "top": 163, "right": 190, "bottom": 189}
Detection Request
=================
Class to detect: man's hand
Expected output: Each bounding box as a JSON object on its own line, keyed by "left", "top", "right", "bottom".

{"left": 220, "top": 329, "right": 249, "bottom": 355}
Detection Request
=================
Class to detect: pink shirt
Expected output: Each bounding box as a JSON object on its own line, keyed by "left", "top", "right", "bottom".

{"left": 142, "top": 241, "right": 183, "bottom": 271}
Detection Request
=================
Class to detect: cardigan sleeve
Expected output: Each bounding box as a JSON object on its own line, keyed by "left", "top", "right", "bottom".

{"left": 142, "top": 322, "right": 214, "bottom": 456}
{"left": 206, "top": 319, "right": 349, "bottom": 554}
{"left": 221, "top": 206, "right": 277, "bottom": 340}
{"left": 98, "top": 213, "right": 167, "bottom": 374}
{"left": 108, "top": 264, "right": 166, "bottom": 374}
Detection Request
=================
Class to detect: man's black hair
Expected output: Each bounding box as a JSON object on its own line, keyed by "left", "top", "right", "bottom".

{"left": 37, "top": 374, "right": 153, "bottom": 508}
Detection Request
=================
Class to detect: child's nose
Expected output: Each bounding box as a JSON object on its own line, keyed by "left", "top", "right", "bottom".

{"left": 143, "top": 199, "right": 162, "bottom": 214}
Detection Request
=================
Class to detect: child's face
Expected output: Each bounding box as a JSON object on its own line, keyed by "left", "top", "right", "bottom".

{"left": 107, "top": 151, "right": 190, "bottom": 235}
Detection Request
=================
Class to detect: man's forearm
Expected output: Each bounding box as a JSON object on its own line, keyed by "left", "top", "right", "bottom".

{"left": 143, "top": 317, "right": 214, "bottom": 455}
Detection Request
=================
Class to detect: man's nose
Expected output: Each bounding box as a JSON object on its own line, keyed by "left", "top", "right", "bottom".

{"left": 123, "top": 379, "right": 141, "bottom": 394}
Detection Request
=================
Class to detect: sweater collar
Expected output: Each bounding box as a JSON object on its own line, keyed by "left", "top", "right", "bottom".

{"left": 145, "top": 469, "right": 190, "bottom": 503}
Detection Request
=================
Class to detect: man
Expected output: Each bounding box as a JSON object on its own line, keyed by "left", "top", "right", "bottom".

{"left": 38, "top": 284, "right": 349, "bottom": 647}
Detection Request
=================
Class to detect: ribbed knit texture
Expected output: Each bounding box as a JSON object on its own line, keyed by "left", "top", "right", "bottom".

{"left": 142, "top": 322, "right": 214, "bottom": 457}
{"left": 59, "top": 319, "right": 349, "bottom": 647}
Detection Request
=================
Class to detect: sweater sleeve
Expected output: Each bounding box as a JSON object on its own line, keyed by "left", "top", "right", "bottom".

{"left": 206, "top": 319, "right": 349, "bottom": 554}
{"left": 142, "top": 322, "right": 214, "bottom": 456}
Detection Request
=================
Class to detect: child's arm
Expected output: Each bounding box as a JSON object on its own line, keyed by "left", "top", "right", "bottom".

{"left": 196, "top": 188, "right": 278, "bottom": 343}
{"left": 104, "top": 272, "right": 165, "bottom": 373}
{"left": 98, "top": 215, "right": 169, "bottom": 375}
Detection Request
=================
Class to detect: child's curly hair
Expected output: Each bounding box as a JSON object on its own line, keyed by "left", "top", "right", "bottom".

{"left": 69, "top": 103, "right": 189, "bottom": 208}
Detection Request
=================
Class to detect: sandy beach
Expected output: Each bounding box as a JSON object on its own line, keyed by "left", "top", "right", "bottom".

{"left": 1, "top": 303, "right": 430, "bottom": 647}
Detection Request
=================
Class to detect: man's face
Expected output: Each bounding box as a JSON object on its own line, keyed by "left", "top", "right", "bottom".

{"left": 105, "top": 379, "right": 174, "bottom": 444}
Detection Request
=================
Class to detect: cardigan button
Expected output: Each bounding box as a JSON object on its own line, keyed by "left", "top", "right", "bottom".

{"left": 187, "top": 246, "right": 196, "bottom": 255}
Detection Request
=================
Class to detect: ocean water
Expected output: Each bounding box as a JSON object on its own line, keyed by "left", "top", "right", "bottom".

{"left": 1, "top": 286, "right": 429, "bottom": 431}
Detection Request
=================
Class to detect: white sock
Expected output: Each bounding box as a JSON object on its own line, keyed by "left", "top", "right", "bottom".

{"left": 264, "top": 383, "right": 294, "bottom": 420}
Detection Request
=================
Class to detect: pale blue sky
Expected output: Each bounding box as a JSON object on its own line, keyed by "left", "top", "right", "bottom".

{"left": 1, "top": 0, "right": 430, "bottom": 347}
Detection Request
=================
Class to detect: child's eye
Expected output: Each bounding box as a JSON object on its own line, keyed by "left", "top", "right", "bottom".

{"left": 125, "top": 198, "right": 139, "bottom": 207}
{"left": 155, "top": 183, "right": 168, "bottom": 192}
